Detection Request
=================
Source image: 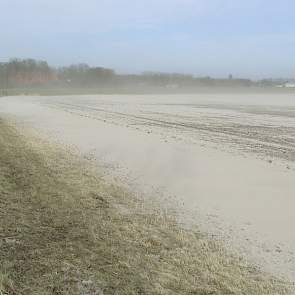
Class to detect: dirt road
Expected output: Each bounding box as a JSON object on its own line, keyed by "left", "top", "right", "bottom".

{"left": 1, "top": 93, "right": 295, "bottom": 281}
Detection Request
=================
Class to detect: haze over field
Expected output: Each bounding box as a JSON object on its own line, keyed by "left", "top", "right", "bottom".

{"left": 1, "top": 93, "right": 295, "bottom": 282}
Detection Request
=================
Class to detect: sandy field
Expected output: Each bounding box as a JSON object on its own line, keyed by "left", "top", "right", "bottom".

{"left": 1, "top": 93, "right": 295, "bottom": 282}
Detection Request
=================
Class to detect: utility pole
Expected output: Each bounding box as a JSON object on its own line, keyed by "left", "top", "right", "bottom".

{"left": 5, "top": 63, "right": 9, "bottom": 96}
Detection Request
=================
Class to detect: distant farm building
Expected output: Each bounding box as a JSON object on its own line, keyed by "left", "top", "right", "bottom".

{"left": 284, "top": 82, "right": 295, "bottom": 88}
{"left": 276, "top": 82, "right": 295, "bottom": 88}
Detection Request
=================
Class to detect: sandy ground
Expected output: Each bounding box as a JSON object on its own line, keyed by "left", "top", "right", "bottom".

{"left": 1, "top": 93, "right": 295, "bottom": 282}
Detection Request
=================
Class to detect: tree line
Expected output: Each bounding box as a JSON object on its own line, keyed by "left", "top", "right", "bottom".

{"left": 0, "top": 58, "right": 276, "bottom": 91}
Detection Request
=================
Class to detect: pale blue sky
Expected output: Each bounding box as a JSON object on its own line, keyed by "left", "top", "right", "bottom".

{"left": 1, "top": 0, "right": 295, "bottom": 78}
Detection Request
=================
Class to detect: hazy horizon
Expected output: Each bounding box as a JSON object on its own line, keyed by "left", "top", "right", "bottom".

{"left": 1, "top": 0, "right": 295, "bottom": 79}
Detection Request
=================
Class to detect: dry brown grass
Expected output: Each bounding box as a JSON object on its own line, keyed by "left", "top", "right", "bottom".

{"left": 0, "top": 118, "right": 293, "bottom": 295}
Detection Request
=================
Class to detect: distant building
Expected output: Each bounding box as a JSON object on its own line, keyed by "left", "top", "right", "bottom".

{"left": 275, "top": 81, "right": 295, "bottom": 88}
{"left": 284, "top": 82, "right": 295, "bottom": 88}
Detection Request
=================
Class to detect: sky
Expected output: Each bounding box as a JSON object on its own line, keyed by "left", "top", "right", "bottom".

{"left": 1, "top": 0, "right": 295, "bottom": 78}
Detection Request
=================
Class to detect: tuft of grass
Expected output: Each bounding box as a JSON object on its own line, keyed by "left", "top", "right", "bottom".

{"left": 0, "top": 118, "right": 293, "bottom": 295}
{"left": 0, "top": 272, "right": 14, "bottom": 295}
